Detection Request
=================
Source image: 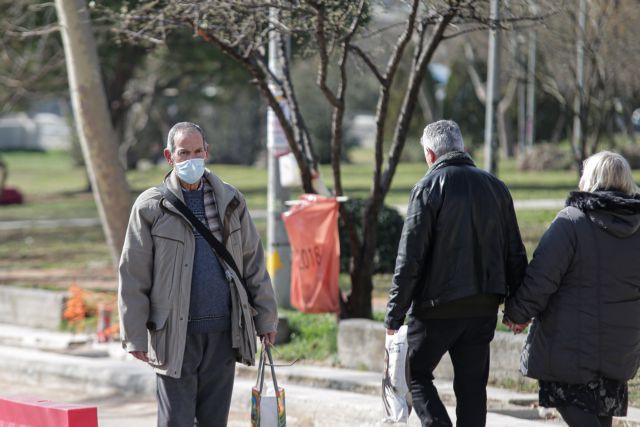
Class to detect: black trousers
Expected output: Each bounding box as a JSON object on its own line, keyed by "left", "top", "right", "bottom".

{"left": 407, "top": 315, "right": 497, "bottom": 427}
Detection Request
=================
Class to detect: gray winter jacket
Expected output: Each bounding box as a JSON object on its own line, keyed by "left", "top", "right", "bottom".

{"left": 118, "top": 170, "right": 278, "bottom": 378}
{"left": 505, "top": 191, "right": 640, "bottom": 383}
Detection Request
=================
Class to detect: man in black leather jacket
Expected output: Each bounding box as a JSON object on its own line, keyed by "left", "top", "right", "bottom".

{"left": 384, "top": 120, "right": 527, "bottom": 427}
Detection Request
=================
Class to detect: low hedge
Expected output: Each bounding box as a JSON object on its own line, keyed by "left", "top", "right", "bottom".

{"left": 338, "top": 198, "right": 404, "bottom": 274}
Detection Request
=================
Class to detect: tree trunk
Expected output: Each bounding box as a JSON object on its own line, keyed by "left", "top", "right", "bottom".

{"left": 550, "top": 110, "right": 567, "bottom": 143}
{"left": 344, "top": 268, "right": 374, "bottom": 319}
{"left": 344, "top": 237, "right": 376, "bottom": 319}
{"left": 498, "top": 79, "right": 517, "bottom": 158}
{"left": 55, "top": 0, "right": 131, "bottom": 268}
{"left": 497, "top": 110, "right": 511, "bottom": 158}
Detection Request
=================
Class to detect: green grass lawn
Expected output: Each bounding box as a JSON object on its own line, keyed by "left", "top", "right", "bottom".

{"left": 516, "top": 209, "right": 558, "bottom": 257}
{"left": 274, "top": 309, "right": 338, "bottom": 363}
{"left": 0, "top": 149, "right": 587, "bottom": 220}
{"left": 2, "top": 151, "right": 90, "bottom": 195}
{"left": 7, "top": 146, "right": 637, "bottom": 285}
{"left": 0, "top": 150, "right": 590, "bottom": 273}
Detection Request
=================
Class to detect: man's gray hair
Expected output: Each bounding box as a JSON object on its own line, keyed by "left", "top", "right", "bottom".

{"left": 166, "top": 122, "right": 207, "bottom": 153}
{"left": 420, "top": 120, "right": 464, "bottom": 156}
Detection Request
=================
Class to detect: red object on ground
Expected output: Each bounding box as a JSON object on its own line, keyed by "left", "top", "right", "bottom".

{"left": 282, "top": 194, "right": 340, "bottom": 314}
{"left": 0, "top": 187, "right": 24, "bottom": 205}
{"left": 0, "top": 395, "right": 98, "bottom": 427}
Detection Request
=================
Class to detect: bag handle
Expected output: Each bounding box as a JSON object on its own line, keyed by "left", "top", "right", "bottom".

{"left": 160, "top": 184, "right": 254, "bottom": 307}
{"left": 256, "top": 344, "right": 280, "bottom": 393}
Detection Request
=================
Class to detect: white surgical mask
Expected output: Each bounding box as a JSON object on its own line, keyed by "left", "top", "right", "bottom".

{"left": 174, "top": 158, "right": 205, "bottom": 184}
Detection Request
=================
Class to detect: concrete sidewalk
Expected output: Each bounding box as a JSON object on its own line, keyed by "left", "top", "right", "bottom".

{"left": 0, "top": 323, "right": 638, "bottom": 426}
{"left": 0, "top": 342, "right": 554, "bottom": 426}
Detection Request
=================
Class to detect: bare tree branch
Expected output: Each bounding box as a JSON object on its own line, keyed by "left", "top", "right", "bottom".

{"left": 191, "top": 21, "right": 314, "bottom": 192}
{"left": 330, "top": 0, "right": 366, "bottom": 256}
{"left": 348, "top": 45, "right": 385, "bottom": 84}
{"left": 370, "top": 0, "right": 421, "bottom": 207}
{"left": 4, "top": 24, "right": 60, "bottom": 38}
{"left": 275, "top": 23, "right": 318, "bottom": 178}
{"left": 381, "top": 10, "right": 457, "bottom": 197}
{"left": 312, "top": 2, "right": 339, "bottom": 107}
{"left": 329, "top": 0, "right": 364, "bottom": 195}
{"left": 464, "top": 41, "right": 487, "bottom": 102}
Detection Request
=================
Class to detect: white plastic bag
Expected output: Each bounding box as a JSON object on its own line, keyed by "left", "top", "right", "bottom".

{"left": 279, "top": 152, "right": 302, "bottom": 188}
{"left": 382, "top": 325, "right": 412, "bottom": 423}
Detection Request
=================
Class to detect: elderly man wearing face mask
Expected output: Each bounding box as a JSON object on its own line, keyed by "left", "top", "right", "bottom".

{"left": 118, "top": 122, "right": 278, "bottom": 427}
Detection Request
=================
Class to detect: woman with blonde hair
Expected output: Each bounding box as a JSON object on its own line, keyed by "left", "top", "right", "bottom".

{"left": 505, "top": 151, "right": 640, "bottom": 427}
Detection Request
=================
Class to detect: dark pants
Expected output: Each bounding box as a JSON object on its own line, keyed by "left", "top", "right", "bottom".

{"left": 557, "top": 406, "right": 613, "bottom": 427}
{"left": 157, "top": 331, "right": 236, "bottom": 427}
{"left": 407, "top": 315, "right": 497, "bottom": 427}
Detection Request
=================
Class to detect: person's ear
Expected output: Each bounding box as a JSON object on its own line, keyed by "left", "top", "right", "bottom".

{"left": 425, "top": 147, "right": 437, "bottom": 166}
{"left": 163, "top": 148, "right": 173, "bottom": 166}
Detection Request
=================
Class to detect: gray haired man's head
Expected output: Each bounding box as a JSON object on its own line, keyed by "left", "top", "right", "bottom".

{"left": 166, "top": 122, "right": 207, "bottom": 154}
{"left": 420, "top": 120, "right": 464, "bottom": 157}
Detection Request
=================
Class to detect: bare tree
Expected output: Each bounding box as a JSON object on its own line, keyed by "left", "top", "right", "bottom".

{"left": 106, "top": 0, "right": 540, "bottom": 317}
{"left": 0, "top": 1, "right": 66, "bottom": 112}
{"left": 55, "top": 0, "right": 131, "bottom": 266}
{"left": 0, "top": 0, "right": 152, "bottom": 172}
{"left": 463, "top": 40, "right": 518, "bottom": 158}
{"left": 537, "top": 0, "right": 640, "bottom": 168}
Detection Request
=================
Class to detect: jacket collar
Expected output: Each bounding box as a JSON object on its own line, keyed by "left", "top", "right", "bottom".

{"left": 428, "top": 150, "right": 475, "bottom": 174}
{"left": 162, "top": 169, "right": 237, "bottom": 220}
{"left": 566, "top": 191, "right": 640, "bottom": 212}
{"left": 566, "top": 191, "right": 640, "bottom": 238}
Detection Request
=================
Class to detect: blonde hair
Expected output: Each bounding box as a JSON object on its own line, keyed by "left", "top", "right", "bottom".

{"left": 579, "top": 151, "right": 639, "bottom": 194}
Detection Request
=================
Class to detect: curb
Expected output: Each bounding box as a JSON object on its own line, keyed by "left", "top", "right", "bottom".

{"left": 0, "top": 345, "right": 155, "bottom": 398}
{"left": 1, "top": 341, "right": 640, "bottom": 426}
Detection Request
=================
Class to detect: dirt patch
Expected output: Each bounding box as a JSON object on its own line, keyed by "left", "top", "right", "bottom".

{"left": 0, "top": 267, "right": 117, "bottom": 291}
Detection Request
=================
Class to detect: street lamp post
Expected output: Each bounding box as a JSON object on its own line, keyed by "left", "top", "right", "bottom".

{"left": 525, "top": 0, "right": 538, "bottom": 150}
{"left": 266, "top": 8, "right": 292, "bottom": 309}
{"left": 572, "top": 0, "right": 587, "bottom": 162}
{"left": 484, "top": 0, "right": 501, "bottom": 175}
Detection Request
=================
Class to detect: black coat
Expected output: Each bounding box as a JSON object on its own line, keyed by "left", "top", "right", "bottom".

{"left": 506, "top": 191, "right": 640, "bottom": 383}
{"left": 384, "top": 151, "right": 527, "bottom": 330}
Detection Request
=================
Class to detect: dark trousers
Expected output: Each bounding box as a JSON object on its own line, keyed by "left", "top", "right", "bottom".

{"left": 407, "top": 315, "right": 497, "bottom": 427}
{"left": 157, "top": 331, "right": 236, "bottom": 427}
{"left": 557, "top": 406, "right": 613, "bottom": 427}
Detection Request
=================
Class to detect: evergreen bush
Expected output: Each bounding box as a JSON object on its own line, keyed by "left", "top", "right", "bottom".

{"left": 338, "top": 199, "right": 404, "bottom": 274}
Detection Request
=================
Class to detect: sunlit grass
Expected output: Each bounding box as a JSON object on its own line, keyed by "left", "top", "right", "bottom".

{"left": 0, "top": 150, "right": 573, "bottom": 271}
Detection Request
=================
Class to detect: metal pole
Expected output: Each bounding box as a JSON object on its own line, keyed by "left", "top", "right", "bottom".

{"left": 525, "top": 1, "right": 537, "bottom": 150}
{"left": 483, "top": 0, "right": 501, "bottom": 174}
{"left": 572, "top": 0, "right": 587, "bottom": 160}
{"left": 517, "top": 34, "right": 527, "bottom": 154}
{"left": 266, "top": 7, "right": 292, "bottom": 308}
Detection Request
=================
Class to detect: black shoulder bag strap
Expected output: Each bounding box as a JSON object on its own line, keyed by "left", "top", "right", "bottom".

{"left": 159, "top": 184, "right": 254, "bottom": 307}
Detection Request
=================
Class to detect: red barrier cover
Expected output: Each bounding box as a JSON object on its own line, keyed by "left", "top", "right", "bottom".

{"left": 0, "top": 395, "right": 98, "bottom": 427}
{"left": 282, "top": 195, "right": 340, "bottom": 314}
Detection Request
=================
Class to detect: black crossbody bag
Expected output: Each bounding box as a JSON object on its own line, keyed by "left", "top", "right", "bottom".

{"left": 160, "top": 185, "right": 254, "bottom": 307}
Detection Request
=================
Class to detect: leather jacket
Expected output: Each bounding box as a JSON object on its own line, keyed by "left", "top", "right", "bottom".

{"left": 385, "top": 151, "right": 527, "bottom": 329}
